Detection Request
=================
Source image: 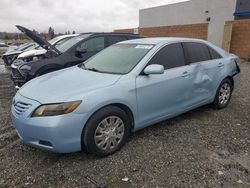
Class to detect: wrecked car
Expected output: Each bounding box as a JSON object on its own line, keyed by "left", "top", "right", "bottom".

{"left": 11, "top": 38, "right": 240, "bottom": 156}
{"left": 11, "top": 25, "right": 141, "bottom": 87}
{"left": 2, "top": 43, "right": 37, "bottom": 66}
{"left": 16, "top": 34, "right": 79, "bottom": 63}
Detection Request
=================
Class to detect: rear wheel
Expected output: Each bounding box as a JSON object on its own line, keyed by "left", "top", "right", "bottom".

{"left": 212, "top": 78, "right": 233, "bottom": 109}
{"left": 82, "top": 106, "right": 130, "bottom": 156}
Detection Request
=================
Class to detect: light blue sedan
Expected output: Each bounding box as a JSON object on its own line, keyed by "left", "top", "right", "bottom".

{"left": 11, "top": 38, "right": 241, "bottom": 156}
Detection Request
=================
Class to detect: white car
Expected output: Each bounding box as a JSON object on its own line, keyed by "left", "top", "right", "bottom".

{"left": 17, "top": 34, "right": 78, "bottom": 62}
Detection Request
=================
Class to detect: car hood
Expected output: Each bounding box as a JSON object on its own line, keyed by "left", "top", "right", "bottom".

{"left": 3, "top": 50, "right": 22, "bottom": 56}
{"left": 16, "top": 25, "right": 61, "bottom": 55}
{"left": 18, "top": 49, "right": 46, "bottom": 58}
{"left": 19, "top": 66, "right": 122, "bottom": 103}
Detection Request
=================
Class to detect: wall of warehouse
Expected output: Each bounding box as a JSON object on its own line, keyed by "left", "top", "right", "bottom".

{"left": 139, "top": 0, "right": 237, "bottom": 47}
{"left": 114, "top": 23, "right": 208, "bottom": 40}
{"left": 138, "top": 23, "right": 208, "bottom": 40}
{"left": 228, "top": 19, "right": 250, "bottom": 58}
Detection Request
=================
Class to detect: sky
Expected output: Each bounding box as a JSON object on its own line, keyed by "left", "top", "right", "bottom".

{"left": 0, "top": 0, "right": 187, "bottom": 33}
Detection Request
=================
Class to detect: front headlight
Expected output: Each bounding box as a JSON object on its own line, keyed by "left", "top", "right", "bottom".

{"left": 31, "top": 101, "right": 82, "bottom": 117}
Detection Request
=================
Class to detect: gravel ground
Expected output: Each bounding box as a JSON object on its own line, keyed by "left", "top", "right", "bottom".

{"left": 0, "top": 60, "right": 249, "bottom": 188}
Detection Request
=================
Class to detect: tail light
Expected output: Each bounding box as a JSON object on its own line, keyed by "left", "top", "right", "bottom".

{"left": 235, "top": 59, "right": 240, "bottom": 73}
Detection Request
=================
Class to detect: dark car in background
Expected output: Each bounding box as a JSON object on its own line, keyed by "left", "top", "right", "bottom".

{"left": 11, "top": 25, "right": 141, "bottom": 87}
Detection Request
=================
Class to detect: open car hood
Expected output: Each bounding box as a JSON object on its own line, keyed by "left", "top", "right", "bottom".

{"left": 16, "top": 25, "right": 61, "bottom": 55}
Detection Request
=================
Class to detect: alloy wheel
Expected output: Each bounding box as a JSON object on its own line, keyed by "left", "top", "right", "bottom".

{"left": 94, "top": 116, "right": 125, "bottom": 151}
{"left": 219, "top": 83, "right": 231, "bottom": 105}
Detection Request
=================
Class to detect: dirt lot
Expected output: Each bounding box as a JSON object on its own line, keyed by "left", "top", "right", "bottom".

{"left": 0, "top": 60, "right": 249, "bottom": 188}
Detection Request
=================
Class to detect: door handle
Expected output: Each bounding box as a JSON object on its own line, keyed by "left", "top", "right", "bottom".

{"left": 182, "top": 71, "right": 190, "bottom": 78}
{"left": 218, "top": 62, "right": 224, "bottom": 67}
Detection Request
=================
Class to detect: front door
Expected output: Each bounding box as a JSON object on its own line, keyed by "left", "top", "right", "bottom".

{"left": 70, "top": 36, "right": 105, "bottom": 67}
{"left": 135, "top": 43, "right": 193, "bottom": 128}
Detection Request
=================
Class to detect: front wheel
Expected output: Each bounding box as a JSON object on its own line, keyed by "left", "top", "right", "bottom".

{"left": 82, "top": 106, "right": 130, "bottom": 156}
{"left": 212, "top": 78, "right": 233, "bottom": 109}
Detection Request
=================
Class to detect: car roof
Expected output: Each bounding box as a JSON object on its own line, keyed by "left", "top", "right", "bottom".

{"left": 119, "top": 37, "right": 207, "bottom": 45}
{"left": 55, "top": 34, "right": 79, "bottom": 39}
{"left": 78, "top": 32, "right": 140, "bottom": 37}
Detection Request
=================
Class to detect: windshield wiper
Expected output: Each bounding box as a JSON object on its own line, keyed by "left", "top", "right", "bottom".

{"left": 86, "top": 67, "right": 101, "bottom": 72}
{"left": 80, "top": 64, "right": 101, "bottom": 73}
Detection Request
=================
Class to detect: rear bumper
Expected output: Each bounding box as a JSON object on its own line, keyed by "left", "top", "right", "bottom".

{"left": 233, "top": 72, "right": 241, "bottom": 89}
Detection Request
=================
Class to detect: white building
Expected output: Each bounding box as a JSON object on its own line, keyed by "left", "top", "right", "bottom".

{"left": 139, "top": 0, "right": 237, "bottom": 47}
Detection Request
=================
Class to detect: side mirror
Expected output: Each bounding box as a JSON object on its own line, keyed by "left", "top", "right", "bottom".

{"left": 43, "top": 45, "right": 49, "bottom": 50}
{"left": 143, "top": 64, "right": 164, "bottom": 75}
{"left": 75, "top": 48, "right": 87, "bottom": 57}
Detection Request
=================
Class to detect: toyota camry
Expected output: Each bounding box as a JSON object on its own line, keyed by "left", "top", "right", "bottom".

{"left": 11, "top": 38, "right": 241, "bottom": 156}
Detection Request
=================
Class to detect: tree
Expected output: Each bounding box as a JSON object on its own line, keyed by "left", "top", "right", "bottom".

{"left": 48, "top": 26, "right": 55, "bottom": 39}
{"left": 4, "top": 34, "right": 10, "bottom": 40}
{"left": 72, "top": 30, "right": 76, "bottom": 34}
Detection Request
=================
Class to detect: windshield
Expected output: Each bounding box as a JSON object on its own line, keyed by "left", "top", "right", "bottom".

{"left": 17, "top": 43, "right": 30, "bottom": 51}
{"left": 57, "top": 34, "right": 90, "bottom": 53}
{"left": 23, "top": 44, "right": 36, "bottom": 52}
{"left": 18, "top": 43, "right": 36, "bottom": 51}
{"left": 35, "top": 36, "right": 72, "bottom": 50}
{"left": 48, "top": 36, "right": 63, "bottom": 44}
{"left": 82, "top": 44, "right": 153, "bottom": 74}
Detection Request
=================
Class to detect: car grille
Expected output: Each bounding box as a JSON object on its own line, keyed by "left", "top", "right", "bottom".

{"left": 12, "top": 68, "right": 23, "bottom": 78}
{"left": 11, "top": 67, "right": 27, "bottom": 87}
{"left": 14, "top": 101, "right": 31, "bottom": 115}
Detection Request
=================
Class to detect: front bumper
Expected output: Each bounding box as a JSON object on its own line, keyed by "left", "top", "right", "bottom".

{"left": 11, "top": 92, "right": 89, "bottom": 153}
{"left": 10, "top": 64, "right": 29, "bottom": 87}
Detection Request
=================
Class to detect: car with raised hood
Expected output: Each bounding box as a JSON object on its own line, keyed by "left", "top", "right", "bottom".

{"left": 16, "top": 34, "right": 79, "bottom": 62}
{"left": 11, "top": 25, "right": 141, "bottom": 87}
{"left": 11, "top": 38, "right": 240, "bottom": 156}
{"left": 2, "top": 43, "right": 37, "bottom": 66}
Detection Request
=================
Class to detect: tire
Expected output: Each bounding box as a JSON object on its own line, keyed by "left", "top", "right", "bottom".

{"left": 82, "top": 106, "right": 130, "bottom": 157}
{"left": 212, "top": 78, "right": 233, "bottom": 109}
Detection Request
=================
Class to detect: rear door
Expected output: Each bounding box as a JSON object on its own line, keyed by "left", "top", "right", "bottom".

{"left": 182, "top": 42, "right": 223, "bottom": 105}
{"left": 136, "top": 43, "right": 193, "bottom": 127}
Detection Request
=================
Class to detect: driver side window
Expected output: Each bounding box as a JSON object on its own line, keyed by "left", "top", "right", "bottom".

{"left": 78, "top": 37, "right": 105, "bottom": 52}
{"left": 148, "top": 43, "right": 186, "bottom": 69}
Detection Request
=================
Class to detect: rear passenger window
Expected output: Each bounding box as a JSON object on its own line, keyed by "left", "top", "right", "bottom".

{"left": 183, "top": 42, "right": 211, "bottom": 63}
{"left": 149, "top": 43, "right": 185, "bottom": 69}
{"left": 108, "top": 36, "right": 127, "bottom": 45}
{"left": 208, "top": 47, "right": 222, "bottom": 59}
